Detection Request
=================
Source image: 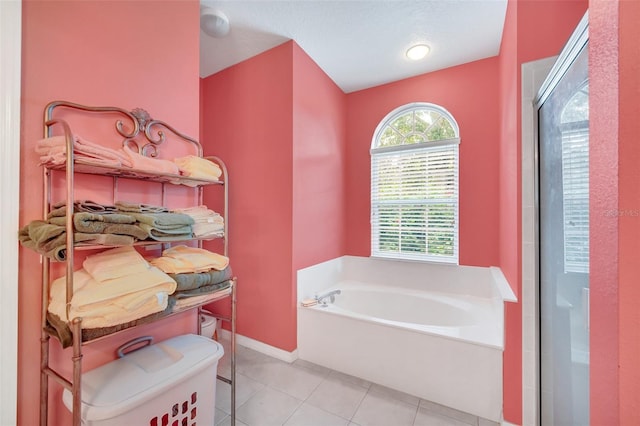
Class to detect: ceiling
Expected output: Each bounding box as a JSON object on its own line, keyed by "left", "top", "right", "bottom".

{"left": 199, "top": 0, "right": 508, "bottom": 93}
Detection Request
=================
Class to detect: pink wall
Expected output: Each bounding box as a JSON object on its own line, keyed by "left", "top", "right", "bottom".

{"left": 201, "top": 42, "right": 295, "bottom": 351}
{"left": 617, "top": 1, "right": 640, "bottom": 421}
{"left": 291, "top": 44, "right": 347, "bottom": 272}
{"left": 497, "top": 0, "right": 520, "bottom": 421}
{"left": 496, "top": 0, "right": 588, "bottom": 423}
{"left": 590, "top": 2, "right": 619, "bottom": 423}
{"left": 345, "top": 57, "right": 501, "bottom": 267}
{"left": 200, "top": 41, "right": 346, "bottom": 351}
{"left": 591, "top": 0, "right": 640, "bottom": 424}
{"left": 20, "top": 1, "right": 200, "bottom": 424}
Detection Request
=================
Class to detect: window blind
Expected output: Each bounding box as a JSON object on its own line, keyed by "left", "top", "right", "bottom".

{"left": 371, "top": 142, "right": 459, "bottom": 263}
{"left": 561, "top": 125, "right": 589, "bottom": 273}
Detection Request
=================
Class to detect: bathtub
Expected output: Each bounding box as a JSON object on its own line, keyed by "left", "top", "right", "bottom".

{"left": 297, "top": 256, "right": 516, "bottom": 423}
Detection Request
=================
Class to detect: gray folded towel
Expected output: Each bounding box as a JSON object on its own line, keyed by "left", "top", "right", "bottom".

{"left": 171, "top": 280, "right": 232, "bottom": 299}
{"left": 138, "top": 223, "right": 193, "bottom": 241}
{"left": 115, "top": 201, "right": 169, "bottom": 213}
{"left": 48, "top": 200, "right": 117, "bottom": 218}
{"left": 168, "top": 266, "right": 233, "bottom": 292}
{"left": 126, "top": 212, "right": 195, "bottom": 229}
{"left": 18, "top": 221, "right": 97, "bottom": 261}
{"left": 80, "top": 234, "right": 135, "bottom": 246}
{"left": 48, "top": 213, "right": 149, "bottom": 240}
{"left": 49, "top": 212, "right": 135, "bottom": 227}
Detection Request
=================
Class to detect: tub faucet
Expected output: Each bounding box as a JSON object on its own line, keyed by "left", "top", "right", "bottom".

{"left": 315, "top": 289, "right": 341, "bottom": 306}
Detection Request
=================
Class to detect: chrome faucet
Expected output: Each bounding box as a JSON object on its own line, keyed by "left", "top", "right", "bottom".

{"left": 315, "top": 289, "right": 341, "bottom": 306}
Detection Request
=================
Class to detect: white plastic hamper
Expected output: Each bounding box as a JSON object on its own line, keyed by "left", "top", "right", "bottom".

{"left": 62, "top": 334, "right": 224, "bottom": 426}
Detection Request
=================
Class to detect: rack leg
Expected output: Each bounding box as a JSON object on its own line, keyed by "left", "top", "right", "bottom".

{"left": 231, "top": 279, "right": 236, "bottom": 426}
{"left": 40, "top": 334, "right": 50, "bottom": 426}
{"left": 71, "top": 318, "right": 83, "bottom": 426}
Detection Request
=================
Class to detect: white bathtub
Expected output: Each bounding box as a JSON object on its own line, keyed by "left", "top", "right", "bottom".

{"left": 297, "top": 256, "right": 516, "bottom": 423}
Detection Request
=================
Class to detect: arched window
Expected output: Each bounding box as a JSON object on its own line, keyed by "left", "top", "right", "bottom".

{"left": 370, "top": 103, "right": 460, "bottom": 263}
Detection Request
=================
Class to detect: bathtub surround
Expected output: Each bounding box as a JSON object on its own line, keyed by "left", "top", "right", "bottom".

{"left": 296, "top": 256, "right": 516, "bottom": 423}
{"left": 214, "top": 336, "right": 502, "bottom": 426}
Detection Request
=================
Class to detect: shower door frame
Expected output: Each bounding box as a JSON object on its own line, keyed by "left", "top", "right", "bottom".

{"left": 531, "top": 10, "right": 589, "bottom": 426}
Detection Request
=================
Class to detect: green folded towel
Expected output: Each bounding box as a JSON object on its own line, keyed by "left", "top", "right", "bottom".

{"left": 171, "top": 280, "right": 232, "bottom": 299}
{"left": 115, "top": 201, "right": 168, "bottom": 213}
{"left": 48, "top": 213, "right": 149, "bottom": 240}
{"left": 48, "top": 200, "right": 117, "bottom": 218}
{"left": 138, "top": 223, "right": 193, "bottom": 241}
{"left": 126, "top": 212, "right": 195, "bottom": 228}
{"left": 19, "top": 221, "right": 96, "bottom": 261}
{"left": 168, "top": 266, "right": 233, "bottom": 292}
{"left": 49, "top": 212, "right": 136, "bottom": 227}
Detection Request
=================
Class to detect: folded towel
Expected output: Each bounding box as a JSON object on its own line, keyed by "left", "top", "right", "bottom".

{"left": 172, "top": 279, "right": 232, "bottom": 299}
{"left": 138, "top": 224, "right": 193, "bottom": 242}
{"left": 79, "top": 234, "right": 135, "bottom": 246}
{"left": 18, "top": 221, "right": 96, "bottom": 261}
{"left": 173, "top": 206, "right": 224, "bottom": 238}
{"left": 122, "top": 144, "right": 180, "bottom": 175}
{"left": 173, "top": 155, "right": 222, "bottom": 181}
{"left": 168, "top": 265, "right": 232, "bottom": 292}
{"left": 150, "top": 245, "right": 229, "bottom": 273}
{"left": 36, "top": 135, "right": 132, "bottom": 168}
{"left": 48, "top": 200, "right": 117, "bottom": 218}
{"left": 48, "top": 269, "right": 172, "bottom": 329}
{"left": 46, "top": 304, "right": 172, "bottom": 348}
{"left": 115, "top": 201, "right": 169, "bottom": 214}
{"left": 171, "top": 285, "right": 232, "bottom": 310}
{"left": 82, "top": 246, "right": 150, "bottom": 282}
{"left": 125, "top": 212, "right": 195, "bottom": 228}
{"left": 73, "top": 211, "right": 134, "bottom": 225}
{"left": 47, "top": 213, "right": 149, "bottom": 240}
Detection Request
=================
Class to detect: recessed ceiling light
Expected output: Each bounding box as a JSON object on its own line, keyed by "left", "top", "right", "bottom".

{"left": 406, "top": 44, "right": 430, "bottom": 61}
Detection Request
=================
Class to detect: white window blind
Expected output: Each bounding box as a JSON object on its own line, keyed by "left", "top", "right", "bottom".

{"left": 371, "top": 142, "right": 459, "bottom": 262}
{"left": 561, "top": 125, "right": 589, "bottom": 273}
{"left": 371, "top": 103, "right": 459, "bottom": 263}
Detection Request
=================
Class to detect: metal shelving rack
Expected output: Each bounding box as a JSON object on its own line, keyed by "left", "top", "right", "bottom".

{"left": 37, "top": 101, "right": 236, "bottom": 426}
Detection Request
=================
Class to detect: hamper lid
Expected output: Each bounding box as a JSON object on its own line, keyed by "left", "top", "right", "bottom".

{"left": 62, "top": 333, "right": 223, "bottom": 421}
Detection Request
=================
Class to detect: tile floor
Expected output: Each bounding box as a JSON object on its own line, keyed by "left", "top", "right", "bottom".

{"left": 213, "top": 338, "right": 499, "bottom": 426}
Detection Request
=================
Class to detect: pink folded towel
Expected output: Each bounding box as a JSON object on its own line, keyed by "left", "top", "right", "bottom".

{"left": 122, "top": 145, "right": 180, "bottom": 175}
{"left": 36, "top": 135, "right": 132, "bottom": 168}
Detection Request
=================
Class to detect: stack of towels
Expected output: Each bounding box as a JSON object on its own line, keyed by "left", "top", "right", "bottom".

{"left": 35, "top": 135, "right": 133, "bottom": 168}
{"left": 173, "top": 205, "right": 224, "bottom": 239}
{"left": 48, "top": 246, "right": 177, "bottom": 332}
{"left": 36, "top": 135, "right": 223, "bottom": 184}
{"left": 19, "top": 200, "right": 148, "bottom": 261}
{"left": 46, "top": 245, "right": 233, "bottom": 347}
{"left": 150, "top": 245, "right": 232, "bottom": 310}
{"left": 115, "top": 201, "right": 194, "bottom": 242}
{"left": 18, "top": 200, "right": 224, "bottom": 260}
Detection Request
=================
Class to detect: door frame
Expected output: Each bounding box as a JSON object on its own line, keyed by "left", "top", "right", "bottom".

{"left": 0, "top": 1, "right": 22, "bottom": 424}
{"left": 523, "top": 10, "right": 589, "bottom": 426}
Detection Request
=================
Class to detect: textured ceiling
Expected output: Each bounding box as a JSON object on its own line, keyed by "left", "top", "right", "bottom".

{"left": 199, "top": 0, "right": 508, "bottom": 93}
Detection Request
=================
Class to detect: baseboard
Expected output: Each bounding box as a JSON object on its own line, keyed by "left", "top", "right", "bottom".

{"left": 218, "top": 329, "right": 298, "bottom": 363}
{"left": 501, "top": 421, "right": 519, "bottom": 426}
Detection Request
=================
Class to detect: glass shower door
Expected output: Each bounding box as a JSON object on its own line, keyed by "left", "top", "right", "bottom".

{"left": 538, "top": 43, "right": 589, "bottom": 425}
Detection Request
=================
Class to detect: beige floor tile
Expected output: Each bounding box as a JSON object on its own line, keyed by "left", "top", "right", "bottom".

{"left": 284, "top": 403, "right": 350, "bottom": 426}
{"left": 236, "top": 387, "right": 303, "bottom": 426}
{"left": 414, "top": 407, "right": 475, "bottom": 426}
{"left": 216, "top": 373, "right": 265, "bottom": 414}
{"left": 306, "top": 374, "right": 368, "bottom": 420}
{"left": 351, "top": 391, "right": 417, "bottom": 426}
